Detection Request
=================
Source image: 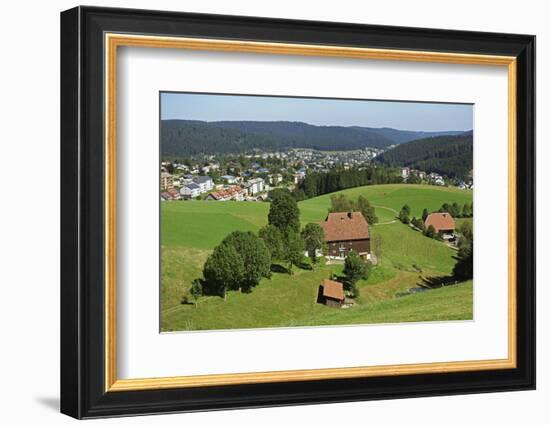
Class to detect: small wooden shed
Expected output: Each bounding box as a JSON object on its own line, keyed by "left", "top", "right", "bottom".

{"left": 322, "top": 279, "right": 345, "bottom": 308}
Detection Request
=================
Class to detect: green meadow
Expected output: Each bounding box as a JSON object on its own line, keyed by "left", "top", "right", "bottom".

{"left": 160, "top": 184, "right": 473, "bottom": 331}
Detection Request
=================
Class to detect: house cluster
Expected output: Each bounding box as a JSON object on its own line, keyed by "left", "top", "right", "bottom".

{"left": 401, "top": 167, "right": 448, "bottom": 186}
{"left": 169, "top": 161, "right": 220, "bottom": 175}
{"left": 160, "top": 170, "right": 273, "bottom": 202}
{"left": 457, "top": 180, "right": 474, "bottom": 190}
{"left": 427, "top": 172, "right": 446, "bottom": 186}
{"left": 178, "top": 175, "right": 215, "bottom": 199}
{"left": 289, "top": 147, "right": 382, "bottom": 170}
{"left": 400, "top": 167, "right": 427, "bottom": 181}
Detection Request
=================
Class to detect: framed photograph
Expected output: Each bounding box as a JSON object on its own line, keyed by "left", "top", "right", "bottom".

{"left": 60, "top": 6, "right": 535, "bottom": 419}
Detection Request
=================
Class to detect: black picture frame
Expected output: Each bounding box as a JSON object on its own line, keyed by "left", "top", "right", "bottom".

{"left": 61, "top": 5, "right": 535, "bottom": 419}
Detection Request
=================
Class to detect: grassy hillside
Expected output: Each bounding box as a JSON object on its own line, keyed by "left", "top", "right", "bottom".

{"left": 162, "top": 201, "right": 268, "bottom": 249}
{"left": 163, "top": 270, "right": 472, "bottom": 331}
{"left": 299, "top": 184, "right": 472, "bottom": 223}
{"left": 161, "top": 184, "right": 473, "bottom": 331}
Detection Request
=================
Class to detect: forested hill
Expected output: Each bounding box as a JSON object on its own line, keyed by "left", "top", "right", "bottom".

{"left": 374, "top": 132, "right": 473, "bottom": 179}
{"left": 161, "top": 119, "right": 467, "bottom": 156}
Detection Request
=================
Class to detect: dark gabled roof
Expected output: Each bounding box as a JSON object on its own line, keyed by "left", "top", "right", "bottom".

{"left": 194, "top": 176, "right": 212, "bottom": 183}
{"left": 320, "top": 212, "right": 370, "bottom": 242}
{"left": 184, "top": 183, "right": 200, "bottom": 190}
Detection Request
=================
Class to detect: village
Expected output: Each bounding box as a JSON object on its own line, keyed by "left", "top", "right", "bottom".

{"left": 160, "top": 148, "right": 473, "bottom": 203}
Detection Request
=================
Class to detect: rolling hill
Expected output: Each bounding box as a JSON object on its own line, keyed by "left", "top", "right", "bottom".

{"left": 161, "top": 119, "right": 469, "bottom": 156}
{"left": 374, "top": 132, "right": 473, "bottom": 178}
{"left": 161, "top": 184, "right": 473, "bottom": 331}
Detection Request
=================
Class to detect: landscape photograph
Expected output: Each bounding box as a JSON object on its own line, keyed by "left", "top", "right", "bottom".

{"left": 159, "top": 92, "right": 474, "bottom": 332}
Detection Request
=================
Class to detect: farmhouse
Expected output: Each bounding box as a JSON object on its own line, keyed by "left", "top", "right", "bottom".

{"left": 321, "top": 279, "right": 345, "bottom": 308}
{"left": 320, "top": 212, "right": 370, "bottom": 259}
{"left": 424, "top": 212, "right": 455, "bottom": 238}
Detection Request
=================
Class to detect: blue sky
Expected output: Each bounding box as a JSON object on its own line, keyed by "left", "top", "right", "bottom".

{"left": 161, "top": 92, "right": 473, "bottom": 132}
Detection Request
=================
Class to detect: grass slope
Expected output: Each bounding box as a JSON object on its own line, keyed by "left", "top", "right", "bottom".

{"left": 161, "top": 184, "right": 473, "bottom": 331}
{"left": 161, "top": 201, "right": 269, "bottom": 249}
{"left": 299, "top": 184, "right": 472, "bottom": 224}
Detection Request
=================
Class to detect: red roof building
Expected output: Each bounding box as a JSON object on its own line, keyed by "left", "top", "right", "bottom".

{"left": 322, "top": 279, "right": 345, "bottom": 308}
{"left": 205, "top": 186, "right": 245, "bottom": 201}
{"left": 424, "top": 212, "right": 455, "bottom": 234}
{"left": 320, "top": 212, "right": 370, "bottom": 259}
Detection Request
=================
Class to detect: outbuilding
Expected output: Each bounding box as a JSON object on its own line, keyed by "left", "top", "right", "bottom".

{"left": 321, "top": 279, "right": 345, "bottom": 308}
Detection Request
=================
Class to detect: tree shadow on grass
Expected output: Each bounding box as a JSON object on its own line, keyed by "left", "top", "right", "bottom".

{"left": 297, "top": 261, "right": 313, "bottom": 270}
{"left": 270, "top": 264, "right": 289, "bottom": 274}
{"left": 316, "top": 285, "right": 325, "bottom": 305}
{"left": 180, "top": 297, "right": 194, "bottom": 306}
{"left": 418, "top": 275, "right": 459, "bottom": 289}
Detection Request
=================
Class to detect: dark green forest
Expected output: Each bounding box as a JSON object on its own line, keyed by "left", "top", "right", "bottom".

{"left": 374, "top": 133, "right": 473, "bottom": 179}
{"left": 294, "top": 166, "right": 402, "bottom": 200}
{"left": 161, "top": 119, "right": 468, "bottom": 156}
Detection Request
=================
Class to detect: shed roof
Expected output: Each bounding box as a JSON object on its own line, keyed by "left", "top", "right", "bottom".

{"left": 323, "top": 279, "right": 345, "bottom": 301}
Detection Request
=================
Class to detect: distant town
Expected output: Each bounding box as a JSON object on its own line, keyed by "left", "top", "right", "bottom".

{"left": 160, "top": 147, "right": 473, "bottom": 202}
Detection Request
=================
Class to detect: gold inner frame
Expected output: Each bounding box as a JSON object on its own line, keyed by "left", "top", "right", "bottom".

{"left": 104, "top": 33, "right": 518, "bottom": 392}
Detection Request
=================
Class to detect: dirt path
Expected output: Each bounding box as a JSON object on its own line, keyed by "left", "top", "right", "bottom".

{"left": 372, "top": 204, "right": 398, "bottom": 225}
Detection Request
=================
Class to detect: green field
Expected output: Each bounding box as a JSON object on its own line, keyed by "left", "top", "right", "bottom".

{"left": 161, "top": 184, "right": 473, "bottom": 331}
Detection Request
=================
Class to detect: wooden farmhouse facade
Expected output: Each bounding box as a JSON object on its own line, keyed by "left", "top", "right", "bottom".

{"left": 320, "top": 212, "right": 370, "bottom": 259}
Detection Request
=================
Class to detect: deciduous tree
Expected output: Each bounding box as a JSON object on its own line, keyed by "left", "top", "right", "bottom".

{"left": 259, "top": 225, "right": 284, "bottom": 262}
{"left": 453, "top": 225, "right": 473, "bottom": 280}
{"left": 356, "top": 195, "right": 378, "bottom": 224}
{"left": 301, "top": 223, "right": 325, "bottom": 267}
{"left": 343, "top": 251, "right": 369, "bottom": 284}
{"left": 202, "top": 243, "right": 244, "bottom": 299}
{"left": 398, "top": 206, "right": 410, "bottom": 224}
{"left": 424, "top": 224, "right": 436, "bottom": 238}
{"left": 222, "top": 231, "right": 271, "bottom": 292}
{"left": 422, "top": 208, "right": 429, "bottom": 222}
{"left": 284, "top": 230, "right": 305, "bottom": 274}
